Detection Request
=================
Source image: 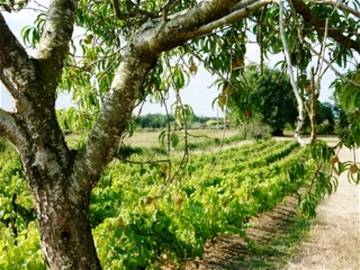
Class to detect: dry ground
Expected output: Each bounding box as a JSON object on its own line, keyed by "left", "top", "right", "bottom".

{"left": 180, "top": 196, "right": 303, "bottom": 270}
{"left": 286, "top": 147, "right": 360, "bottom": 270}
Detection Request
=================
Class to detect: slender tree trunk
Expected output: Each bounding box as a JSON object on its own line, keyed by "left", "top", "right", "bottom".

{"left": 309, "top": 70, "right": 319, "bottom": 144}
{"left": 30, "top": 172, "right": 102, "bottom": 270}
{"left": 309, "top": 84, "right": 318, "bottom": 143}
{"left": 279, "top": 0, "right": 305, "bottom": 145}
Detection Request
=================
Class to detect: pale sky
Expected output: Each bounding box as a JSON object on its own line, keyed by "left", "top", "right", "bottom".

{"left": 0, "top": 2, "right": 358, "bottom": 116}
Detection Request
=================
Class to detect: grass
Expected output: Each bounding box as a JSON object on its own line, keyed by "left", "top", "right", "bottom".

{"left": 124, "top": 128, "right": 239, "bottom": 148}
{"left": 240, "top": 214, "right": 312, "bottom": 269}
{"left": 66, "top": 128, "right": 243, "bottom": 151}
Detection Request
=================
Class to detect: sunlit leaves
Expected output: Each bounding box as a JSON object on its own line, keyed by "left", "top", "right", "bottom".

{"left": 298, "top": 141, "right": 338, "bottom": 218}
{"left": 21, "top": 13, "right": 46, "bottom": 48}
{"left": 171, "top": 65, "right": 187, "bottom": 91}
{"left": 335, "top": 71, "right": 360, "bottom": 113}
{"left": 333, "top": 69, "right": 360, "bottom": 148}
{"left": 57, "top": 108, "right": 95, "bottom": 133}
{"left": 158, "top": 130, "right": 179, "bottom": 149}
{"left": 309, "top": 140, "right": 334, "bottom": 162}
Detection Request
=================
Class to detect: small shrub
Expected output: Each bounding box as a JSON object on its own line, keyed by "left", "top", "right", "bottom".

{"left": 238, "top": 120, "right": 272, "bottom": 140}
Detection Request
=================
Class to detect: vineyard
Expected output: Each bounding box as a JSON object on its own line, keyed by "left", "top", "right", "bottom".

{"left": 0, "top": 137, "right": 333, "bottom": 269}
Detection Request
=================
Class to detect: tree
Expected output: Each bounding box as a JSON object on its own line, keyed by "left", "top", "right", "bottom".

{"left": 317, "top": 102, "right": 335, "bottom": 134}
{"left": 135, "top": 114, "right": 174, "bottom": 129}
{"left": 0, "top": 0, "right": 359, "bottom": 268}
{"left": 227, "top": 66, "right": 298, "bottom": 135}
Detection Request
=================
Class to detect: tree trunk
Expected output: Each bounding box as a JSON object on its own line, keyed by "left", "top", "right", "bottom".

{"left": 309, "top": 84, "right": 318, "bottom": 143}
{"left": 30, "top": 170, "right": 102, "bottom": 269}
{"left": 309, "top": 70, "right": 319, "bottom": 144}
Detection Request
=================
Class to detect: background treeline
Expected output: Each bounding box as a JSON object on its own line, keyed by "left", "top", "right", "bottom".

{"left": 133, "top": 102, "right": 337, "bottom": 135}
{"left": 134, "top": 114, "right": 217, "bottom": 129}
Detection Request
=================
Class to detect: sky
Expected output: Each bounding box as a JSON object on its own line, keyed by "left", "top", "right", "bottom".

{"left": 0, "top": 2, "right": 358, "bottom": 117}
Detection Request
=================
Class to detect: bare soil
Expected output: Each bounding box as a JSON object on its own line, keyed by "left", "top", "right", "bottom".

{"left": 286, "top": 147, "right": 360, "bottom": 270}
{"left": 181, "top": 196, "right": 302, "bottom": 270}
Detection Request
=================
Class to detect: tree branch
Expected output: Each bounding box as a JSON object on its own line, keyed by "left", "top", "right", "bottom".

{"left": 72, "top": 50, "right": 156, "bottom": 190}
{"left": 291, "top": 0, "right": 360, "bottom": 54}
{"left": 305, "top": 42, "right": 360, "bottom": 88}
{"left": 314, "top": 0, "right": 360, "bottom": 19}
{"left": 132, "top": 0, "right": 241, "bottom": 54}
{"left": 189, "top": 0, "right": 273, "bottom": 38}
{"left": 37, "top": 0, "right": 77, "bottom": 86}
{"left": 0, "top": 109, "right": 29, "bottom": 152}
{"left": 279, "top": 0, "right": 305, "bottom": 145}
{"left": 0, "top": 13, "right": 34, "bottom": 93}
{"left": 0, "top": 69, "right": 18, "bottom": 98}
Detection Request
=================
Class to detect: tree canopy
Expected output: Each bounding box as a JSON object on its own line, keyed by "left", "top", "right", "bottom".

{"left": 227, "top": 66, "right": 298, "bottom": 135}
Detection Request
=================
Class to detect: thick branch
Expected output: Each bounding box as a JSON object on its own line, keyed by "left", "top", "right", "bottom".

{"left": 132, "top": 0, "right": 241, "bottom": 54}
{"left": 72, "top": 49, "right": 156, "bottom": 189}
{"left": 0, "top": 69, "right": 18, "bottom": 98}
{"left": 291, "top": 0, "right": 360, "bottom": 54}
{"left": 0, "top": 109, "right": 29, "bottom": 152}
{"left": 37, "top": 0, "right": 77, "bottom": 86}
{"left": 0, "top": 13, "right": 34, "bottom": 93}
{"left": 190, "top": 0, "right": 273, "bottom": 38}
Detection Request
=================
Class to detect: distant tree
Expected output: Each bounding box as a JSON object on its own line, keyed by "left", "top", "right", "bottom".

{"left": 191, "top": 115, "right": 214, "bottom": 124}
{"left": 317, "top": 102, "right": 335, "bottom": 134}
{"left": 135, "top": 114, "right": 174, "bottom": 129}
{"left": 228, "top": 67, "right": 298, "bottom": 135}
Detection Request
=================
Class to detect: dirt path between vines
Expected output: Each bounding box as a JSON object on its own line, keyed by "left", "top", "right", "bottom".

{"left": 179, "top": 195, "right": 303, "bottom": 270}
{"left": 171, "top": 143, "right": 359, "bottom": 270}
{"left": 286, "top": 146, "right": 360, "bottom": 270}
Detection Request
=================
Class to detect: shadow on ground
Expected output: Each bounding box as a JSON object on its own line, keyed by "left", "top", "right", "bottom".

{"left": 182, "top": 196, "right": 312, "bottom": 270}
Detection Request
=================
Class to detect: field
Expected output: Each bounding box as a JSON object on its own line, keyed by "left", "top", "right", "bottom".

{"left": 0, "top": 132, "right": 327, "bottom": 269}
{"left": 123, "top": 129, "right": 240, "bottom": 148}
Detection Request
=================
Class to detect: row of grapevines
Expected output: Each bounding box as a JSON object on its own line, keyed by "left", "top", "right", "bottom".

{"left": 91, "top": 140, "right": 314, "bottom": 269}
{"left": 89, "top": 140, "right": 284, "bottom": 227}
{"left": 0, "top": 138, "right": 329, "bottom": 270}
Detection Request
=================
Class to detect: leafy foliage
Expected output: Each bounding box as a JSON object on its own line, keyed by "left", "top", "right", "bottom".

{"left": 17, "top": 0, "right": 359, "bottom": 139}
{"left": 0, "top": 143, "right": 41, "bottom": 269}
{"left": 333, "top": 69, "right": 360, "bottom": 147}
{"left": 228, "top": 67, "right": 298, "bottom": 135}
